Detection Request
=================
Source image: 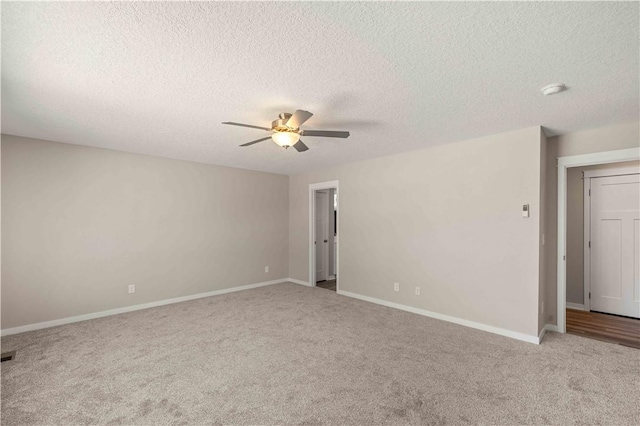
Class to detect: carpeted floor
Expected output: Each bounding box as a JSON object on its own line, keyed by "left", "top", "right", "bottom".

{"left": 1, "top": 282, "right": 639, "bottom": 425}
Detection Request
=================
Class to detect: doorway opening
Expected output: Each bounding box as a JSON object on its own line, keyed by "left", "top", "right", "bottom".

{"left": 562, "top": 157, "right": 640, "bottom": 348}
{"left": 309, "top": 181, "right": 339, "bottom": 292}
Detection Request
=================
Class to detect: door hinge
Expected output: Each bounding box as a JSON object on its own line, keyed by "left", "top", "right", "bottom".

{"left": 589, "top": 189, "right": 591, "bottom": 196}
{"left": 589, "top": 292, "right": 591, "bottom": 299}
{"left": 588, "top": 241, "right": 591, "bottom": 248}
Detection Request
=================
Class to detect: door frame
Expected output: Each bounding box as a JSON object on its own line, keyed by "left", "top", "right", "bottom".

{"left": 556, "top": 147, "right": 640, "bottom": 333}
{"left": 314, "top": 189, "right": 330, "bottom": 282}
{"left": 582, "top": 165, "right": 640, "bottom": 312}
{"left": 309, "top": 180, "right": 339, "bottom": 289}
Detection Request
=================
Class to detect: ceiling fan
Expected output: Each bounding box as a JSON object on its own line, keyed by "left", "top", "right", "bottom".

{"left": 222, "top": 110, "right": 350, "bottom": 152}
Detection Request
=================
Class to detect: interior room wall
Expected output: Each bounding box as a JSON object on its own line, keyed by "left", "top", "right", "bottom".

{"left": 566, "top": 166, "right": 585, "bottom": 306}
{"left": 289, "top": 127, "right": 544, "bottom": 339}
{"left": 566, "top": 160, "right": 640, "bottom": 306}
{"left": 538, "top": 129, "right": 547, "bottom": 334}
{"left": 1, "top": 135, "right": 289, "bottom": 330}
{"left": 1, "top": 143, "right": 2, "bottom": 329}
{"left": 544, "top": 121, "right": 640, "bottom": 325}
{"left": 328, "top": 188, "right": 336, "bottom": 278}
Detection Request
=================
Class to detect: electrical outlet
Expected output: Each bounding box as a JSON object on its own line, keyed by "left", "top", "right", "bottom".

{"left": 128, "top": 284, "right": 135, "bottom": 294}
{"left": 415, "top": 287, "right": 420, "bottom": 296}
{"left": 393, "top": 282, "right": 399, "bottom": 292}
{"left": 264, "top": 266, "right": 269, "bottom": 273}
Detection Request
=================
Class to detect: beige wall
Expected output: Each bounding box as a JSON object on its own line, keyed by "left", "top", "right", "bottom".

{"left": 544, "top": 121, "right": 640, "bottom": 325}
{"left": 5, "top": 121, "right": 636, "bottom": 336}
{"left": 1, "top": 135, "right": 289, "bottom": 329}
{"left": 290, "top": 127, "right": 544, "bottom": 338}
{"left": 566, "top": 160, "right": 640, "bottom": 305}
{"left": 566, "top": 166, "right": 584, "bottom": 305}
{"left": 1, "top": 143, "right": 2, "bottom": 330}
{"left": 538, "top": 129, "right": 548, "bottom": 333}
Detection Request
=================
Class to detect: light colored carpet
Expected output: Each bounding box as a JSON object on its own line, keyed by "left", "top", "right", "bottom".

{"left": 1, "top": 282, "right": 639, "bottom": 425}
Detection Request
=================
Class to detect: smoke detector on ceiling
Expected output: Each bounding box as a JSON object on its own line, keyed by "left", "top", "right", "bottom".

{"left": 541, "top": 83, "right": 567, "bottom": 96}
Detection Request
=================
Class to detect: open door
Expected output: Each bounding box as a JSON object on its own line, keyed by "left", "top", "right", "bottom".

{"left": 309, "top": 181, "right": 339, "bottom": 292}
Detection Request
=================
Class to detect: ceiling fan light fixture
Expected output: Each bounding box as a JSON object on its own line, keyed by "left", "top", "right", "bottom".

{"left": 272, "top": 131, "right": 300, "bottom": 148}
{"left": 223, "top": 109, "right": 350, "bottom": 152}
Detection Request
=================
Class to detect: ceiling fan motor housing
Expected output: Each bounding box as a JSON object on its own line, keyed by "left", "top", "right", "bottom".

{"left": 272, "top": 113, "right": 297, "bottom": 132}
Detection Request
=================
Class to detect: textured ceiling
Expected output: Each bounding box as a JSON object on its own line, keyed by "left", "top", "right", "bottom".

{"left": 2, "top": 2, "right": 638, "bottom": 175}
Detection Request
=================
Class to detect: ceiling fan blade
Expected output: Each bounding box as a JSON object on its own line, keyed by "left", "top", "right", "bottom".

{"left": 293, "top": 140, "right": 309, "bottom": 152}
{"left": 302, "top": 130, "right": 350, "bottom": 138}
{"left": 222, "top": 122, "right": 271, "bottom": 131}
{"left": 285, "top": 110, "right": 313, "bottom": 129}
{"left": 240, "top": 136, "right": 272, "bottom": 147}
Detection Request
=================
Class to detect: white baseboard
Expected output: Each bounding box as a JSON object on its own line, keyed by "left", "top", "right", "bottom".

{"left": 1, "top": 278, "right": 288, "bottom": 337}
{"left": 538, "top": 326, "right": 547, "bottom": 343}
{"left": 566, "top": 303, "right": 586, "bottom": 311}
{"left": 538, "top": 323, "right": 561, "bottom": 343}
{"left": 337, "top": 290, "right": 540, "bottom": 345}
{"left": 287, "top": 278, "right": 312, "bottom": 287}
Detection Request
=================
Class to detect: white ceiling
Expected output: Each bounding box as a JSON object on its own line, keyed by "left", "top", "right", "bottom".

{"left": 2, "top": 2, "right": 638, "bottom": 175}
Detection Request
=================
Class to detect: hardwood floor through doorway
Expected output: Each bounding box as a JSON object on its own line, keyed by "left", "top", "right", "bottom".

{"left": 316, "top": 279, "right": 336, "bottom": 292}
{"left": 566, "top": 309, "right": 640, "bottom": 349}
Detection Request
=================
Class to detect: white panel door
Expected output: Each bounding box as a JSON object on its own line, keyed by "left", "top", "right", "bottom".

{"left": 315, "top": 191, "right": 329, "bottom": 282}
{"left": 590, "top": 173, "right": 640, "bottom": 318}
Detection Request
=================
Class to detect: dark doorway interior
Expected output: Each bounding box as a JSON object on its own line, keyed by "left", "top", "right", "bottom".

{"left": 316, "top": 279, "right": 336, "bottom": 292}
